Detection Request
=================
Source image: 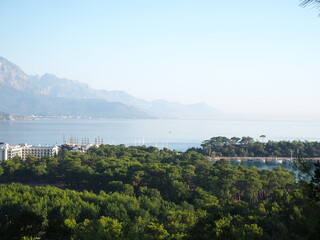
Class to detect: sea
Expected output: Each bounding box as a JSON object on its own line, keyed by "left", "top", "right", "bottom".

{"left": 1, "top": 118, "right": 320, "bottom": 151}
{"left": 1, "top": 118, "right": 319, "bottom": 172}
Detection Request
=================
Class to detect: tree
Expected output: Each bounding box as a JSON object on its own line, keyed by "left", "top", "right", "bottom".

{"left": 73, "top": 217, "right": 122, "bottom": 240}
{"left": 295, "top": 157, "right": 320, "bottom": 201}
{"left": 300, "top": 0, "right": 320, "bottom": 7}
{"left": 145, "top": 222, "right": 169, "bottom": 240}
{"left": 260, "top": 135, "right": 266, "bottom": 143}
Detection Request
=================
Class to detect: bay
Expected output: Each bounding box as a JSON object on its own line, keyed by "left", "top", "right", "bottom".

{"left": 1, "top": 118, "right": 320, "bottom": 152}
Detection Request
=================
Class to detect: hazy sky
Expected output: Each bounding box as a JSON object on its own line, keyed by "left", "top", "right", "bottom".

{"left": 1, "top": 0, "right": 320, "bottom": 119}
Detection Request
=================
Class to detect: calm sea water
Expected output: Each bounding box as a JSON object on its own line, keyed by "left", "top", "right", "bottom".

{"left": 1, "top": 118, "right": 319, "bottom": 172}
{"left": 230, "top": 160, "right": 296, "bottom": 171}
{"left": 1, "top": 118, "right": 320, "bottom": 152}
{"left": 0, "top": 119, "right": 320, "bottom": 169}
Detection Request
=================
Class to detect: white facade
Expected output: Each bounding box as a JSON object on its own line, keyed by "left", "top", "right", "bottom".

{"left": 0, "top": 142, "right": 59, "bottom": 161}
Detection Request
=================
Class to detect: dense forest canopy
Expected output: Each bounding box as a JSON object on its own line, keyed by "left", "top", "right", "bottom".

{"left": 0, "top": 144, "right": 319, "bottom": 239}
{"left": 199, "top": 136, "right": 320, "bottom": 158}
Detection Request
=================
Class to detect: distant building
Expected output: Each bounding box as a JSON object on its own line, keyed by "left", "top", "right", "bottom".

{"left": 60, "top": 143, "right": 94, "bottom": 153}
{"left": 0, "top": 142, "right": 59, "bottom": 161}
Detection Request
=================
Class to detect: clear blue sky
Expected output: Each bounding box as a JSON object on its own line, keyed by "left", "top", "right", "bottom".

{"left": 1, "top": 0, "right": 320, "bottom": 119}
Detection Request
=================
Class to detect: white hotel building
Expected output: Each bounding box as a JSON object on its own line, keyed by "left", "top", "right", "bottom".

{"left": 0, "top": 142, "right": 59, "bottom": 161}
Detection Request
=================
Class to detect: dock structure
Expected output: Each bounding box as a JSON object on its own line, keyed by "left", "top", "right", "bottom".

{"left": 212, "top": 157, "right": 320, "bottom": 162}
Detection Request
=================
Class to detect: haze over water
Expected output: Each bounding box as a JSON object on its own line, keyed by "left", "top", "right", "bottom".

{"left": 1, "top": 119, "right": 319, "bottom": 151}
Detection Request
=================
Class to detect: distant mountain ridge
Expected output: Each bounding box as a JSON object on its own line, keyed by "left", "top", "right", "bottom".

{"left": 0, "top": 56, "right": 219, "bottom": 119}
{"left": 32, "top": 73, "right": 147, "bottom": 106}
{"left": 0, "top": 56, "right": 43, "bottom": 95}
{"left": 0, "top": 57, "right": 149, "bottom": 118}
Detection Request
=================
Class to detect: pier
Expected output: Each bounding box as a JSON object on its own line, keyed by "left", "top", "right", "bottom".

{"left": 212, "top": 157, "right": 320, "bottom": 163}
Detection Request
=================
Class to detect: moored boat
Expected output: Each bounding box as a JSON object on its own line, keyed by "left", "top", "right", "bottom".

{"left": 284, "top": 159, "right": 293, "bottom": 164}
{"left": 272, "top": 158, "right": 283, "bottom": 164}
{"left": 255, "top": 158, "right": 265, "bottom": 163}
{"left": 231, "top": 158, "right": 242, "bottom": 163}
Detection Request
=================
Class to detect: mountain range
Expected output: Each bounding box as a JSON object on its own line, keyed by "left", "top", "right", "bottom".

{"left": 0, "top": 56, "right": 219, "bottom": 119}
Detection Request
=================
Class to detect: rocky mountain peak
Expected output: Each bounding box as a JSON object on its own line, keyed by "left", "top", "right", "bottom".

{"left": 0, "top": 57, "right": 43, "bottom": 94}
{"left": 0, "top": 56, "right": 219, "bottom": 119}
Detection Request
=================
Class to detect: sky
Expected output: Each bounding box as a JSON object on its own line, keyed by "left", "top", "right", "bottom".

{"left": 1, "top": 0, "right": 320, "bottom": 120}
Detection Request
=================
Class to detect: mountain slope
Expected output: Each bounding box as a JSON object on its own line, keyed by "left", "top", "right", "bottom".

{"left": 32, "top": 73, "right": 147, "bottom": 106}
{"left": 0, "top": 57, "right": 43, "bottom": 95}
{"left": 33, "top": 74, "right": 220, "bottom": 118}
{"left": 0, "top": 57, "right": 150, "bottom": 118}
{"left": 0, "top": 56, "right": 219, "bottom": 119}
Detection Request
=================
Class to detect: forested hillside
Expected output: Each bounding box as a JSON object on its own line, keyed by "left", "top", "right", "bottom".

{"left": 0, "top": 145, "right": 319, "bottom": 239}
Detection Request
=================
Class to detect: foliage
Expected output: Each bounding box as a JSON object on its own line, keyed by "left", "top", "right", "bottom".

{"left": 0, "top": 144, "right": 319, "bottom": 239}
{"left": 200, "top": 136, "right": 320, "bottom": 158}
{"left": 300, "top": 0, "right": 320, "bottom": 8}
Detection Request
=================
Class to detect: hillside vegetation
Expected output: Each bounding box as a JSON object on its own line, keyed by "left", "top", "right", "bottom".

{"left": 0, "top": 145, "right": 319, "bottom": 239}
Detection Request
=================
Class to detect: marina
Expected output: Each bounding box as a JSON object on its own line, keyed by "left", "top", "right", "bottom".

{"left": 216, "top": 156, "right": 319, "bottom": 163}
